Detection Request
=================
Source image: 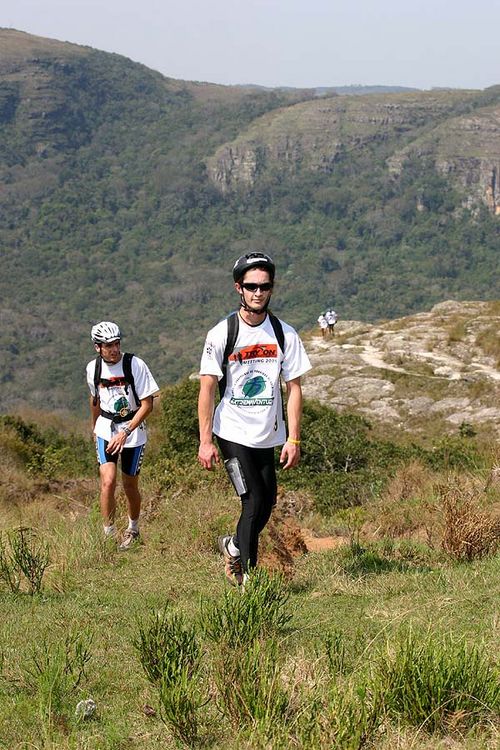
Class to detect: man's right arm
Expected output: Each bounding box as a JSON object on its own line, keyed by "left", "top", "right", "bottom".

{"left": 197, "top": 374, "right": 220, "bottom": 469}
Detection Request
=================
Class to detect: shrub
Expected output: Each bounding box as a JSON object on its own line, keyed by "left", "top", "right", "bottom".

{"left": 134, "top": 606, "right": 200, "bottom": 686}
{"left": 22, "top": 631, "right": 92, "bottom": 739}
{"left": 200, "top": 568, "right": 291, "bottom": 646}
{"left": 0, "top": 415, "right": 94, "bottom": 478}
{"left": 212, "top": 638, "right": 289, "bottom": 734}
{"left": 293, "top": 679, "right": 383, "bottom": 750}
{"left": 0, "top": 527, "right": 49, "bottom": 594}
{"left": 133, "top": 606, "right": 204, "bottom": 744}
{"left": 160, "top": 378, "right": 200, "bottom": 459}
{"left": 375, "top": 630, "right": 500, "bottom": 732}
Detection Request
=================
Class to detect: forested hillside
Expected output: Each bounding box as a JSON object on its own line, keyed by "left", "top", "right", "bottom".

{"left": 0, "top": 29, "right": 499, "bottom": 414}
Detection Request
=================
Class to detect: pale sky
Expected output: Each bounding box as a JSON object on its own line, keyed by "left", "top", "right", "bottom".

{"left": 2, "top": 0, "right": 499, "bottom": 90}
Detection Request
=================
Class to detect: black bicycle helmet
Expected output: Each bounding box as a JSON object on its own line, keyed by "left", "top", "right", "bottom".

{"left": 232, "top": 252, "right": 275, "bottom": 282}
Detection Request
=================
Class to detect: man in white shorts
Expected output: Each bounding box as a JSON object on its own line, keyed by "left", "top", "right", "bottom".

{"left": 318, "top": 312, "right": 328, "bottom": 338}
{"left": 86, "top": 322, "right": 159, "bottom": 549}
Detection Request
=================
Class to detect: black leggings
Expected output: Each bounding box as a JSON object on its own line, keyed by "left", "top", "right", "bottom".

{"left": 217, "top": 436, "right": 277, "bottom": 573}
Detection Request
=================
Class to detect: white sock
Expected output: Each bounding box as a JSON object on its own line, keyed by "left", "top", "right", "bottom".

{"left": 228, "top": 537, "right": 239, "bottom": 557}
{"left": 128, "top": 517, "right": 139, "bottom": 532}
{"left": 104, "top": 525, "right": 116, "bottom": 537}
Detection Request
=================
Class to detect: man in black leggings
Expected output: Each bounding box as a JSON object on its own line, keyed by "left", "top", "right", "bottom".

{"left": 198, "top": 254, "right": 311, "bottom": 585}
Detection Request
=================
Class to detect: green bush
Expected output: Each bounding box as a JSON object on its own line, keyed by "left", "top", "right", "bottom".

{"left": 212, "top": 638, "right": 290, "bottom": 735}
{"left": 0, "top": 415, "right": 94, "bottom": 478}
{"left": 200, "top": 568, "right": 291, "bottom": 646}
{"left": 134, "top": 606, "right": 204, "bottom": 744}
{"left": 375, "top": 630, "right": 500, "bottom": 732}
{"left": 0, "top": 527, "right": 49, "bottom": 594}
{"left": 160, "top": 378, "right": 200, "bottom": 459}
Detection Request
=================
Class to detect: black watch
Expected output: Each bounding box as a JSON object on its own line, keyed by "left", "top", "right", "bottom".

{"left": 123, "top": 426, "right": 132, "bottom": 437}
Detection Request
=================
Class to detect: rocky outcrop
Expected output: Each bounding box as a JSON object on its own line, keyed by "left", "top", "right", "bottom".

{"left": 302, "top": 300, "right": 500, "bottom": 439}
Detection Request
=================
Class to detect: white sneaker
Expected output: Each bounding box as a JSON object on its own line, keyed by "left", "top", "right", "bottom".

{"left": 119, "top": 529, "right": 140, "bottom": 551}
{"left": 218, "top": 535, "right": 243, "bottom": 585}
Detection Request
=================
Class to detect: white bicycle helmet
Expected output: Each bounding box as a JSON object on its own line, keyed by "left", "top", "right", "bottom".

{"left": 91, "top": 321, "right": 121, "bottom": 344}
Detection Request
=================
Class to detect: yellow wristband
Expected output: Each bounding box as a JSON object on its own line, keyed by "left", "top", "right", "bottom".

{"left": 287, "top": 438, "right": 301, "bottom": 445}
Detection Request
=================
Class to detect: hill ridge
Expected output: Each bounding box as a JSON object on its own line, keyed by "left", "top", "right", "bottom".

{"left": 0, "top": 29, "right": 499, "bottom": 413}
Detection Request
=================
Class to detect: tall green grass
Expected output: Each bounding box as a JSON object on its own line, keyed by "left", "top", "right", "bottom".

{"left": 375, "top": 630, "right": 499, "bottom": 732}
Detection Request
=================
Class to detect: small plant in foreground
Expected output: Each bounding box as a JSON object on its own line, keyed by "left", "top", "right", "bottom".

{"left": 200, "top": 568, "right": 291, "bottom": 646}
{"left": 293, "top": 681, "right": 383, "bottom": 750}
{"left": 212, "top": 638, "right": 289, "bottom": 736}
{"left": 134, "top": 606, "right": 199, "bottom": 685}
{"left": 23, "top": 630, "right": 92, "bottom": 739}
{"left": 374, "top": 629, "right": 500, "bottom": 732}
{"left": 0, "top": 527, "right": 49, "bottom": 594}
{"left": 134, "top": 607, "right": 204, "bottom": 745}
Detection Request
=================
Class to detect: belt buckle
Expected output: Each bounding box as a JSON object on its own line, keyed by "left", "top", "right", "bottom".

{"left": 119, "top": 407, "right": 129, "bottom": 418}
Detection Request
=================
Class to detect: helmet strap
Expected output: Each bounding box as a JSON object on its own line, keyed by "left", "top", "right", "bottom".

{"left": 239, "top": 292, "right": 271, "bottom": 315}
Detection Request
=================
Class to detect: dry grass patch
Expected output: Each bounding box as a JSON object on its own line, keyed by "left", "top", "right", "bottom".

{"left": 476, "top": 323, "right": 500, "bottom": 367}
{"left": 437, "top": 477, "right": 500, "bottom": 562}
{"left": 366, "top": 461, "right": 437, "bottom": 540}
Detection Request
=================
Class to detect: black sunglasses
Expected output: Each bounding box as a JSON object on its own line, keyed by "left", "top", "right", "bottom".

{"left": 241, "top": 282, "right": 273, "bottom": 292}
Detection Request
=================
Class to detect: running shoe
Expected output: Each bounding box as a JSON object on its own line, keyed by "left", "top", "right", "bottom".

{"left": 218, "top": 535, "right": 243, "bottom": 586}
{"left": 119, "top": 528, "right": 140, "bottom": 551}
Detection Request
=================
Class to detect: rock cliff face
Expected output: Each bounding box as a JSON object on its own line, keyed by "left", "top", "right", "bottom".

{"left": 207, "top": 89, "right": 500, "bottom": 214}
{"left": 208, "top": 92, "right": 468, "bottom": 192}
{"left": 388, "top": 106, "right": 500, "bottom": 215}
{"left": 302, "top": 300, "right": 500, "bottom": 439}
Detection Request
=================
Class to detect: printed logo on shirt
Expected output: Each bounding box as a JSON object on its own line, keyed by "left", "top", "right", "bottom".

{"left": 114, "top": 396, "right": 131, "bottom": 417}
{"left": 99, "top": 376, "right": 128, "bottom": 388}
{"left": 230, "top": 370, "right": 274, "bottom": 409}
{"left": 229, "top": 343, "right": 278, "bottom": 363}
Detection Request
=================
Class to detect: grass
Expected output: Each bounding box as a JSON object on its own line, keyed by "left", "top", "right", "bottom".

{"left": 0, "top": 430, "right": 498, "bottom": 748}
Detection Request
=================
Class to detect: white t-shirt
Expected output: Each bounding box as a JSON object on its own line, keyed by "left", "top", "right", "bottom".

{"left": 86, "top": 355, "right": 159, "bottom": 446}
{"left": 318, "top": 315, "right": 328, "bottom": 329}
{"left": 326, "top": 310, "right": 337, "bottom": 324}
{"left": 200, "top": 313, "right": 312, "bottom": 448}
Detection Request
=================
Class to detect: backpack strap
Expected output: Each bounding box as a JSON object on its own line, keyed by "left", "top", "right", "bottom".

{"left": 93, "top": 353, "right": 141, "bottom": 408}
{"left": 123, "top": 352, "right": 141, "bottom": 407}
{"left": 267, "top": 312, "right": 286, "bottom": 425}
{"left": 218, "top": 312, "right": 239, "bottom": 400}
{"left": 268, "top": 312, "right": 285, "bottom": 358}
{"left": 93, "top": 356, "right": 102, "bottom": 406}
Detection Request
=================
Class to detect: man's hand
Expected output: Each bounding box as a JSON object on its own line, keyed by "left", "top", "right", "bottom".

{"left": 198, "top": 441, "right": 220, "bottom": 470}
{"left": 279, "top": 441, "right": 301, "bottom": 470}
{"left": 107, "top": 430, "right": 128, "bottom": 455}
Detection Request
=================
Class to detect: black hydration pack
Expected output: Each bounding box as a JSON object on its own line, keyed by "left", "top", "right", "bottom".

{"left": 92, "top": 352, "right": 141, "bottom": 414}
{"left": 218, "top": 311, "right": 286, "bottom": 400}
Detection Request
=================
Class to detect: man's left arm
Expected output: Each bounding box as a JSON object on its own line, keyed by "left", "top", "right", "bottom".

{"left": 279, "top": 377, "right": 303, "bottom": 470}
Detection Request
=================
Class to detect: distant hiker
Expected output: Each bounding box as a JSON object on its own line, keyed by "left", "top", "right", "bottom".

{"left": 87, "top": 321, "right": 159, "bottom": 549}
{"left": 198, "top": 253, "right": 311, "bottom": 585}
{"left": 326, "top": 308, "right": 338, "bottom": 335}
{"left": 318, "top": 312, "right": 328, "bottom": 338}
